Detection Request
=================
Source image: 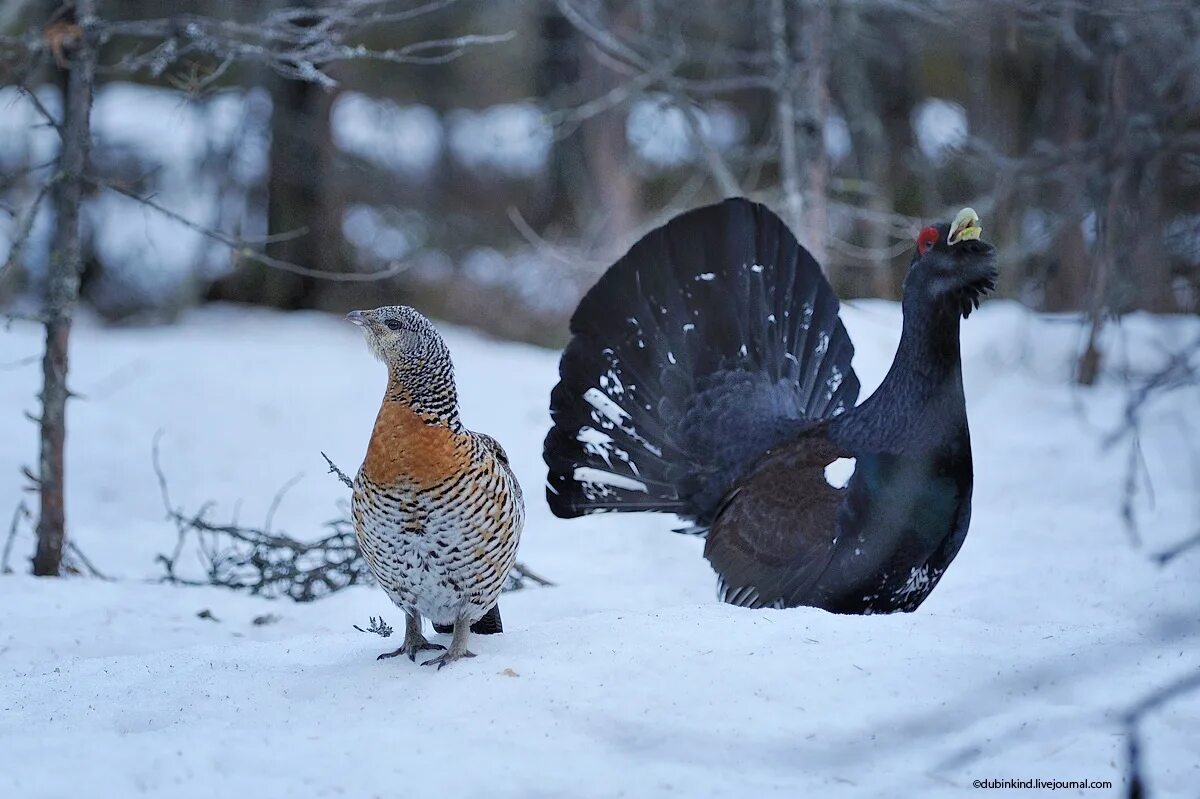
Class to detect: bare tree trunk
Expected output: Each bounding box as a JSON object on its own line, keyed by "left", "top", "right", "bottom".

{"left": 1044, "top": 23, "right": 1090, "bottom": 312}
{"left": 530, "top": 6, "right": 587, "bottom": 234}
{"left": 1131, "top": 184, "right": 1170, "bottom": 312}
{"left": 769, "top": 0, "right": 830, "bottom": 268}
{"left": 769, "top": 0, "right": 803, "bottom": 240}
{"left": 206, "top": 2, "right": 343, "bottom": 309}
{"left": 34, "top": 0, "right": 97, "bottom": 576}
{"left": 795, "top": 1, "right": 831, "bottom": 268}
{"left": 835, "top": 5, "right": 895, "bottom": 298}
{"left": 579, "top": 4, "right": 640, "bottom": 252}
{"left": 208, "top": 75, "right": 338, "bottom": 308}
{"left": 1080, "top": 31, "right": 1128, "bottom": 386}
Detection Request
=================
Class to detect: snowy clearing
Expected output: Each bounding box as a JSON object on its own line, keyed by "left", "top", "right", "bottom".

{"left": 1, "top": 302, "right": 1198, "bottom": 798}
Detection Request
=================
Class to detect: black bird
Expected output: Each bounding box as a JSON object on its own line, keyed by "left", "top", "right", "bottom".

{"left": 544, "top": 198, "right": 996, "bottom": 613}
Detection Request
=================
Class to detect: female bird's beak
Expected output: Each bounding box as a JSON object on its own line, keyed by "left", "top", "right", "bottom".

{"left": 346, "top": 310, "right": 368, "bottom": 326}
{"left": 947, "top": 207, "right": 982, "bottom": 246}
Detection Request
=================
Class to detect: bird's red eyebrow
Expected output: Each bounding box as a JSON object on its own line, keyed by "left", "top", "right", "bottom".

{"left": 917, "top": 226, "right": 940, "bottom": 255}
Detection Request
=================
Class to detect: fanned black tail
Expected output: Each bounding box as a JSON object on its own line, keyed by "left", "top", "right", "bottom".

{"left": 544, "top": 198, "right": 860, "bottom": 526}
{"left": 434, "top": 604, "right": 502, "bottom": 635}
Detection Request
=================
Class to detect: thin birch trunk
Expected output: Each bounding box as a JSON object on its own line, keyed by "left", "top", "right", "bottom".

{"left": 34, "top": 0, "right": 97, "bottom": 576}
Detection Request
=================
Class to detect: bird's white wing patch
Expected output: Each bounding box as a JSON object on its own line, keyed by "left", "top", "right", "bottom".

{"left": 824, "top": 457, "right": 856, "bottom": 489}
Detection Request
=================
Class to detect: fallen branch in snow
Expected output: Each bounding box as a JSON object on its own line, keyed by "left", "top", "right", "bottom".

{"left": 0, "top": 496, "right": 108, "bottom": 578}
{"left": 1122, "top": 669, "right": 1200, "bottom": 799}
{"left": 154, "top": 435, "right": 371, "bottom": 601}
{"left": 353, "top": 616, "right": 394, "bottom": 638}
{"left": 506, "top": 562, "right": 556, "bottom": 589}
{"left": 151, "top": 438, "right": 554, "bottom": 601}
{"left": 1103, "top": 332, "right": 1200, "bottom": 558}
{"left": 63, "top": 539, "right": 110, "bottom": 580}
{"left": 1, "top": 501, "right": 31, "bottom": 574}
{"left": 1154, "top": 530, "right": 1200, "bottom": 566}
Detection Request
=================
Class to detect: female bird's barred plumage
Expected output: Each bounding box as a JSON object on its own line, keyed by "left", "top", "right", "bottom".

{"left": 349, "top": 306, "right": 523, "bottom": 668}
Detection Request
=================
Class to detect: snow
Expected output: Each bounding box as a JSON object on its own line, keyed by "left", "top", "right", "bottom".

{"left": 447, "top": 103, "right": 552, "bottom": 177}
{"left": 626, "top": 95, "right": 745, "bottom": 168}
{"left": 331, "top": 92, "right": 443, "bottom": 177}
{"left": 1, "top": 302, "right": 1199, "bottom": 798}
{"left": 341, "top": 203, "right": 420, "bottom": 262}
{"left": 913, "top": 98, "right": 968, "bottom": 163}
{"left": 824, "top": 112, "right": 852, "bottom": 163}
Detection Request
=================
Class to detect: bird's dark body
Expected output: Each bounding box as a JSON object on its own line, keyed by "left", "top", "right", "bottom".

{"left": 544, "top": 198, "right": 995, "bottom": 614}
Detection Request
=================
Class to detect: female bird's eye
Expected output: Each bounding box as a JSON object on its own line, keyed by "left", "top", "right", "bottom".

{"left": 384, "top": 319, "right": 403, "bottom": 331}
{"left": 917, "top": 226, "right": 940, "bottom": 256}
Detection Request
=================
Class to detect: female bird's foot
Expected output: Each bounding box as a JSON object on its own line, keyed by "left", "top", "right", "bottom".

{"left": 420, "top": 649, "right": 476, "bottom": 670}
{"left": 377, "top": 612, "right": 447, "bottom": 661}
{"left": 377, "top": 637, "right": 446, "bottom": 662}
{"left": 420, "top": 618, "right": 476, "bottom": 669}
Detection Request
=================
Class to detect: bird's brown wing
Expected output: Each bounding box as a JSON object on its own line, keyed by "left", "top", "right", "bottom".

{"left": 703, "top": 431, "right": 847, "bottom": 609}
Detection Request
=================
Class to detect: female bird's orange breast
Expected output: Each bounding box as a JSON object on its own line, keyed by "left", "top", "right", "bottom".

{"left": 362, "top": 402, "right": 469, "bottom": 488}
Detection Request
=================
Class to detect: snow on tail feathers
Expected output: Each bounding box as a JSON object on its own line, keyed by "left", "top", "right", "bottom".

{"left": 544, "top": 197, "right": 861, "bottom": 525}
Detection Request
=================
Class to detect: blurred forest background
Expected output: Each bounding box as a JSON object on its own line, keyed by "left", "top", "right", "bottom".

{"left": 3, "top": 0, "right": 1197, "bottom": 349}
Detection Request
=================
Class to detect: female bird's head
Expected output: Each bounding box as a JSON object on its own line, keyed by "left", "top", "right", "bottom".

{"left": 905, "top": 208, "right": 998, "bottom": 318}
{"left": 346, "top": 305, "right": 449, "bottom": 366}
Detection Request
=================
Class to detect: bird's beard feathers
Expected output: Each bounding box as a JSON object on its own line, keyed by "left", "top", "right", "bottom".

{"left": 955, "top": 263, "right": 998, "bottom": 319}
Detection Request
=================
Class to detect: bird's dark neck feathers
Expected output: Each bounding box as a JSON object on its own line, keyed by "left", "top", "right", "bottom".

{"left": 830, "top": 298, "right": 965, "bottom": 453}
{"left": 384, "top": 354, "right": 462, "bottom": 428}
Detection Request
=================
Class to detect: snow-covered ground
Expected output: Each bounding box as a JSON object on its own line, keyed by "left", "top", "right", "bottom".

{"left": 0, "top": 302, "right": 1197, "bottom": 798}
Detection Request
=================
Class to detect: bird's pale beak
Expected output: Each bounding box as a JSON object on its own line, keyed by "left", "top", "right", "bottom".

{"left": 346, "top": 310, "right": 368, "bottom": 326}
{"left": 947, "top": 207, "right": 983, "bottom": 246}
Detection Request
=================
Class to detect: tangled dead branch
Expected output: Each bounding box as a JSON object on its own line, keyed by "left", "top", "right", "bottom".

{"left": 1, "top": 501, "right": 31, "bottom": 574}
{"left": 153, "top": 437, "right": 553, "bottom": 602}
{"left": 154, "top": 436, "right": 372, "bottom": 601}
{"left": 1103, "top": 332, "right": 1200, "bottom": 561}
{"left": 1122, "top": 669, "right": 1200, "bottom": 799}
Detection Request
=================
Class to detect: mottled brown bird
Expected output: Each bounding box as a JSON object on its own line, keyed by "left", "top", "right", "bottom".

{"left": 348, "top": 306, "right": 523, "bottom": 668}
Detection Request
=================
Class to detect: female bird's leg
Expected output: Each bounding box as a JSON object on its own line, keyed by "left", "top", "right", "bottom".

{"left": 377, "top": 612, "right": 446, "bottom": 661}
{"left": 421, "top": 618, "right": 476, "bottom": 669}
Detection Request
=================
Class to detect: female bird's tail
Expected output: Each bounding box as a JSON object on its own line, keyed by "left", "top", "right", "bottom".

{"left": 544, "top": 198, "right": 860, "bottom": 527}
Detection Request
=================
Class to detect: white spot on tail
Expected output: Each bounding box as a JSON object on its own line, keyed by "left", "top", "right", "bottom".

{"left": 815, "top": 332, "right": 830, "bottom": 357}
{"left": 599, "top": 369, "right": 625, "bottom": 396}
{"left": 582, "top": 388, "right": 663, "bottom": 459}
{"left": 695, "top": 272, "right": 716, "bottom": 281}
{"left": 682, "top": 323, "right": 695, "bottom": 332}
{"left": 573, "top": 467, "right": 648, "bottom": 494}
{"left": 577, "top": 427, "right": 615, "bottom": 465}
{"left": 583, "top": 388, "right": 629, "bottom": 425}
{"left": 824, "top": 457, "right": 856, "bottom": 489}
